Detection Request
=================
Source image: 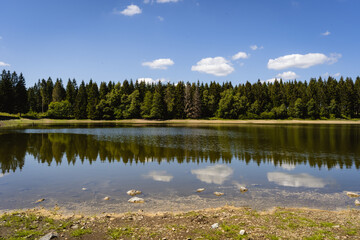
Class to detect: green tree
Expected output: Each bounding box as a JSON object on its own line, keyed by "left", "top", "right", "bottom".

{"left": 294, "top": 98, "right": 305, "bottom": 118}
{"left": 86, "top": 80, "right": 99, "bottom": 119}
{"left": 48, "top": 100, "right": 72, "bottom": 119}
{"left": 52, "top": 79, "right": 66, "bottom": 102}
{"left": 150, "top": 88, "right": 165, "bottom": 119}
{"left": 141, "top": 91, "right": 153, "bottom": 119}
{"left": 74, "top": 81, "right": 87, "bottom": 119}
{"left": 66, "top": 79, "right": 77, "bottom": 108}
{"left": 0, "top": 70, "right": 14, "bottom": 113}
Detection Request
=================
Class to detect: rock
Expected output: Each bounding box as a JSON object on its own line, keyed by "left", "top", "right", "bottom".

{"left": 103, "top": 196, "right": 110, "bottom": 201}
{"left": 71, "top": 224, "right": 79, "bottom": 229}
{"left": 213, "top": 192, "right": 224, "bottom": 196}
{"left": 346, "top": 192, "right": 359, "bottom": 198}
{"left": 239, "top": 187, "right": 248, "bottom": 193}
{"left": 196, "top": 188, "right": 205, "bottom": 192}
{"left": 239, "top": 229, "right": 246, "bottom": 235}
{"left": 128, "top": 197, "right": 145, "bottom": 203}
{"left": 355, "top": 199, "right": 360, "bottom": 206}
{"left": 39, "top": 232, "right": 58, "bottom": 240}
{"left": 211, "top": 223, "right": 219, "bottom": 229}
{"left": 81, "top": 188, "right": 87, "bottom": 191}
{"left": 35, "top": 198, "right": 45, "bottom": 203}
{"left": 127, "top": 189, "right": 142, "bottom": 196}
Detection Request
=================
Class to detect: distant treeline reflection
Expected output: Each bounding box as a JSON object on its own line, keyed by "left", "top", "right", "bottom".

{"left": 1, "top": 125, "right": 360, "bottom": 173}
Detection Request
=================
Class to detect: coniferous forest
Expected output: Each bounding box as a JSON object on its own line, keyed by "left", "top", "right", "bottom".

{"left": 1, "top": 69, "right": 360, "bottom": 120}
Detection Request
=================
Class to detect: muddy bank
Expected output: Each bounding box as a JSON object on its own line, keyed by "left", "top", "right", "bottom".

{"left": 1, "top": 206, "right": 359, "bottom": 239}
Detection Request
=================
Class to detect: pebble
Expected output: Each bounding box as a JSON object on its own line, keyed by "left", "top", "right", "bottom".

{"left": 81, "top": 188, "right": 87, "bottom": 191}
{"left": 355, "top": 199, "right": 360, "bottom": 206}
{"left": 346, "top": 192, "right": 359, "bottom": 198}
{"left": 103, "top": 196, "right": 110, "bottom": 201}
{"left": 211, "top": 223, "right": 219, "bottom": 229}
{"left": 213, "top": 192, "right": 224, "bottom": 196}
{"left": 71, "top": 224, "right": 79, "bottom": 229}
{"left": 196, "top": 188, "right": 205, "bottom": 192}
{"left": 128, "top": 197, "right": 145, "bottom": 203}
{"left": 127, "top": 189, "right": 142, "bottom": 196}
{"left": 35, "top": 198, "right": 45, "bottom": 203}
{"left": 240, "top": 187, "right": 248, "bottom": 193}
{"left": 239, "top": 229, "right": 246, "bottom": 235}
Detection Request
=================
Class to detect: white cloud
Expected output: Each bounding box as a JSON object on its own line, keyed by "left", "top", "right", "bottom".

{"left": 157, "top": 16, "right": 164, "bottom": 21}
{"left": 142, "top": 58, "right": 174, "bottom": 69}
{"left": 191, "top": 57, "right": 234, "bottom": 77}
{"left": 266, "top": 78, "right": 279, "bottom": 83}
{"left": 267, "top": 172, "right": 326, "bottom": 188}
{"left": 0, "top": 61, "right": 10, "bottom": 67}
{"left": 250, "top": 45, "right": 263, "bottom": 51}
{"left": 267, "top": 53, "right": 341, "bottom": 70}
{"left": 144, "top": 170, "right": 173, "bottom": 182}
{"left": 232, "top": 51, "right": 249, "bottom": 60}
{"left": 280, "top": 163, "right": 296, "bottom": 171}
{"left": 138, "top": 78, "right": 168, "bottom": 84}
{"left": 276, "top": 71, "right": 299, "bottom": 80}
{"left": 322, "top": 31, "right": 331, "bottom": 36}
{"left": 157, "top": 0, "right": 179, "bottom": 3}
{"left": 114, "top": 5, "right": 142, "bottom": 16}
{"left": 322, "top": 72, "right": 341, "bottom": 78}
{"left": 191, "top": 165, "right": 233, "bottom": 185}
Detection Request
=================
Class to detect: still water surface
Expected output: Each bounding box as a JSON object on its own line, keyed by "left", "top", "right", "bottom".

{"left": 0, "top": 124, "right": 359, "bottom": 213}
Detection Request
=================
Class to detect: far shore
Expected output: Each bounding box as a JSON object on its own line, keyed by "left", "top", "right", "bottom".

{"left": 1, "top": 118, "right": 360, "bottom": 129}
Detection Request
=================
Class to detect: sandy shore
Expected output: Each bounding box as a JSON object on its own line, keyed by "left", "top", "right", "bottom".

{"left": 1, "top": 118, "right": 360, "bottom": 129}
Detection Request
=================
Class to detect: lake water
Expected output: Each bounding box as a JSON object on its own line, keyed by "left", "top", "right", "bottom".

{"left": 0, "top": 124, "right": 359, "bottom": 214}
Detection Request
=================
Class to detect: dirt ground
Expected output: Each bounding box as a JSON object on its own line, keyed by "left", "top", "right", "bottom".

{"left": 1, "top": 206, "right": 359, "bottom": 239}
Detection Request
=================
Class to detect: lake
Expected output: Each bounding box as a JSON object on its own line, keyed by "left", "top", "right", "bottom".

{"left": 0, "top": 124, "right": 359, "bottom": 214}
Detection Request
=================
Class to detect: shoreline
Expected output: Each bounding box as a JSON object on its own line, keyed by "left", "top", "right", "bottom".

{"left": 1, "top": 118, "right": 360, "bottom": 129}
{"left": 1, "top": 206, "right": 359, "bottom": 239}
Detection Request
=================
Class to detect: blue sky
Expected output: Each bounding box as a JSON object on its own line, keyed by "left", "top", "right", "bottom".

{"left": 0, "top": 0, "right": 359, "bottom": 86}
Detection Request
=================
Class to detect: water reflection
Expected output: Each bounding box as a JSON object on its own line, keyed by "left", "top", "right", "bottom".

{"left": 191, "top": 165, "right": 233, "bottom": 184}
{"left": 0, "top": 124, "right": 360, "bottom": 173}
{"left": 267, "top": 172, "right": 326, "bottom": 188}
{"left": 144, "top": 170, "right": 173, "bottom": 182}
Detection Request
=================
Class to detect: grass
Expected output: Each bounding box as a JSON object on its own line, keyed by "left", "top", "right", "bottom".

{"left": 108, "top": 227, "right": 135, "bottom": 239}
{"left": 71, "top": 228, "right": 92, "bottom": 237}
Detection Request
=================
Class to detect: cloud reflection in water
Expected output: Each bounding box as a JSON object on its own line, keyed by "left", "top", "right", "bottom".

{"left": 267, "top": 172, "right": 326, "bottom": 188}
{"left": 191, "top": 165, "right": 233, "bottom": 185}
{"left": 144, "top": 170, "right": 174, "bottom": 182}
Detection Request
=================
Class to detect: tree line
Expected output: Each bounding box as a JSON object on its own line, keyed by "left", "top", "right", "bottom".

{"left": 1, "top": 69, "right": 360, "bottom": 120}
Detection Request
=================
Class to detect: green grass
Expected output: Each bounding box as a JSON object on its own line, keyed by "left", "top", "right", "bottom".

{"left": 108, "top": 227, "right": 135, "bottom": 239}
{"left": 71, "top": 228, "right": 92, "bottom": 237}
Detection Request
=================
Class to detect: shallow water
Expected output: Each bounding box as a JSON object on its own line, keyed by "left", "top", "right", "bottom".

{"left": 0, "top": 124, "right": 359, "bottom": 213}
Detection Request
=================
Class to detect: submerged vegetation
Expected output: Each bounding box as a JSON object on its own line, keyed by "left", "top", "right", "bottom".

{"left": 1, "top": 69, "right": 360, "bottom": 120}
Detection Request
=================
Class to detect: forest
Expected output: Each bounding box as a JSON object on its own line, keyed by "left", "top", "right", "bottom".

{"left": 1, "top": 69, "right": 360, "bottom": 120}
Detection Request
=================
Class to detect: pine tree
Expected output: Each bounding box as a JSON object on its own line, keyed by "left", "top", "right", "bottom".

{"left": 14, "top": 73, "right": 28, "bottom": 115}
{"left": 66, "top": 79, "right": 77, "bottom": 108}
{"left": 0, "top": 70, "right": 14, "bottom": 113}
{"left": 74, "top": 81, "right": 87, "bottom": 119}
{"left": 52, "top": 79, "right": 66, "bottom": 102}
{"left": 86, "top": 80, "right": 99, "bottom": 119}
{"left": 192, "top": 86, "right": 201, "bottom": 119}
{"left": 150, "top": 88, "right": 165, "bottom": 119}
{"left": 184, "top": 83, "right": 193, "bottom": 118}
{"left": 141, "top": 91, "right": 153, "bottom": 119}
{"left": 174, "top": 82, "right": 185, "bottom": 119}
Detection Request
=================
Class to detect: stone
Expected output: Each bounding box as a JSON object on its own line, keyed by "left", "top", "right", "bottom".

{"left": 127, "top": 189, "right": 142, "bottom": 196}
{"left": 211, "top": 223, "right": 219, "bottom": 229}
{"left": 35, "top": 198, "right": 45, "bottom": 203}
{"left": 239, "top": 187, "right": 248, "bottom": 193}
{"left": 128, "top": 197, "right": 145, "bottom": 203}
{"left": 355, "top": 199, "right": 360, "bottom": 206}
{"left": 81, "top": 188, "right": 87, "bottom": 191}
{"left": 196, "top": 188, "right": 205, "bottom": 192}
{"left": 346, "top": 192, "right": 359, "bottom": 198}
{"left": 39, "top": 232, "right": 58, "bottom": 240}
{"left": 213, "top": 192, "right": 224, "bottom": 196}
{"left": 103, "top": 196, "right": 110, "bottom": 201}
{"left": 71, "top": 224, "right": 79, "bottom": 229}
{"left": 239, "top": 229, "right": 246, "bottom": 235}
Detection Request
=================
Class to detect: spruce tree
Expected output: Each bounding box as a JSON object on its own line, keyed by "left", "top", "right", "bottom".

{"left": 74, "top": 81, "right": 87, "bottom": 119}
{"left": 141, "top": 91, "right": 153, "bottom": 119}
{"left": 14, "top": 73, "right": 28, "bottom": 115}
{"left": 0, "top": 70, "right": 14, "bottom": 113}
{"left": 52, "top": 79, "right": 66, "bottom": 102}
